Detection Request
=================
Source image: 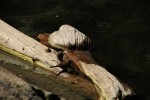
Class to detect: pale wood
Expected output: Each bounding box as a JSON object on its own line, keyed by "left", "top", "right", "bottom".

{"left": 53, "top": 25, "right": 134, "bottom": 100}
{"left": 0, "top": 19, "right": 133, "bottom": 100}
{"left": 0, "top": 19, "right": 98, "bottom": 100}
{"left": 64, "top": 50, "right": 133, "bottom": 100}
{"left": 80, "top": 63, "right": 132, "bottom": 100}
{"left": 0, "top": 51, "right": 98, "bottom": 100}
{"left": 0, "top": 19, "right": 61, "bottom": 73}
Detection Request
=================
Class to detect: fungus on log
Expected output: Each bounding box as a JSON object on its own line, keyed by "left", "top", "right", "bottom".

{"left": 0, "top": 19, "right": 134, "bottom": 100}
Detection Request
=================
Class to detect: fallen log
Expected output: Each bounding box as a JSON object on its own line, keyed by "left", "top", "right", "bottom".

{"left": 0, "top": 19, "right": 134, "bottom": 100}
{"left": 0, "top": 49, "right": 97, "bottom": 100}
{"left": 0, "top": 19, "right": 98, "bottom": 100}
{"left": 0, "top": 19, "right": 61, "bottom": 73}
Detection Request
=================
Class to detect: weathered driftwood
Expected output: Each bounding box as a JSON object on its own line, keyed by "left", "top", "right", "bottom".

{"left": 0, "top": 19, "right": 133, "bottom": 100}
{"left": 47, "top": 25, "right": 134, "bottom": 100}
{"left": 0, "top": 19, "right": 98, "bottom": 100}
{"left": 0, "top": 19, "right": 61, "bottom": 73}
{"left": 0, "top": 50, "right": 97, "bottom": 100}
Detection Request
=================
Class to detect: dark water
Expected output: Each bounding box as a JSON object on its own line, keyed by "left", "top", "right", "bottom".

{"left": 0, "top": 0, "right": 150, "bottom": 99}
